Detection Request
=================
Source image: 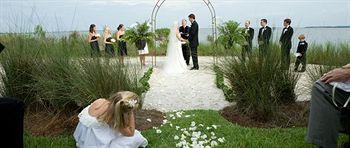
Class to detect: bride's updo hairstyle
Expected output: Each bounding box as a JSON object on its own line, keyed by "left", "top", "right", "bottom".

{"left": 99, "top": 91, "right": 139, "bottom": 130}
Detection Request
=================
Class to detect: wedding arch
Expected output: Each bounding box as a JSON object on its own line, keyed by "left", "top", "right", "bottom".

{"left": 150, "top": 0, "right": 217, "bottom": 66}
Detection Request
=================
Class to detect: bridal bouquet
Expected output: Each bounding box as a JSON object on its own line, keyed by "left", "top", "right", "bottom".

{"left": 95, "top": 34, "right": 101, "bottom": 38}
{"left": 111, "top": 38, "right": 116, "bottom": 43}
{"left": 294, "top": 53, "right": 302, "bottom": 57}
{"left": 181, "top": 39, "right": 189, "bottom": 45}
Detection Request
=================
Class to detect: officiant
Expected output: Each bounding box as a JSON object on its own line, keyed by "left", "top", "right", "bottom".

{"left": 179, "top": 19, "right": 190, "bottom": 66}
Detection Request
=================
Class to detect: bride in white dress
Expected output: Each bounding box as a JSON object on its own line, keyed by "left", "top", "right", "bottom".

{"left": 73, "top": 91, "right": 148, "bottom": 148}
{"left": 163, "top": 21, "right": 188, "bottom": 74}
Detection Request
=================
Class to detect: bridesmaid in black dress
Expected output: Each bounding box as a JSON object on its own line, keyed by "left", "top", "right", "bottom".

{"left": 87, "top": 24, "right": 100, "bottom": 57}
{"left": 103, "top": 26, "right": 115, "bottom": 57}
{"left": 116, "top": 24, "right": 127, "bottom": 64}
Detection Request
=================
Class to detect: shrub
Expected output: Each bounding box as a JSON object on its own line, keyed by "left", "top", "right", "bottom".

{"left": 0, "top": 32, "right": 143, "bottom": 110}
{"left": 218, "top": 46, "right": 299, "bottom": 120}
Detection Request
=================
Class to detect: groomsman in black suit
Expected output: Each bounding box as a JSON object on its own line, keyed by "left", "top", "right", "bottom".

{"left": 258, "top": 19, "right": 272, "bottom": 57}
{"left": 242, "top": 20, "right": 254, "bottom": 59}
{"left": 179, "top": 19, "right": 191, "bottom": 65}
{"left": 188, "top": 14, "right": 199, "bottom": 70}
{"left": 279, "top": 18, "right": 294, "bottom": 68}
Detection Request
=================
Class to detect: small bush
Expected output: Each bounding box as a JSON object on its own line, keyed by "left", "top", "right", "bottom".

{"left": 218, "top": 46, "right": 299, "bottom": 120}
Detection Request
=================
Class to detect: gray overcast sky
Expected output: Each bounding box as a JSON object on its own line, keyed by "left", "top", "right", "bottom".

{"left": 0, "top": 0, "right": 349, "bottom": 32}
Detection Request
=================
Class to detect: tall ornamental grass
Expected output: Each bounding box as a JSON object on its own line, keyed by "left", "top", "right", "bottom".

{"left": 0, "top": 33, "right": 142, "bottom": 110}
{"left": 218, "top": 45, "right": 299, "bottom": 120}
{"left": 306, "top": 42, "right": 350, "bottom": 82}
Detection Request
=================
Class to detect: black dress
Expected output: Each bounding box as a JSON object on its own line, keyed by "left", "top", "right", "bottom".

{"left": 90, "top": 35, "right": 100, "bottom": 57}
{"left": 105, "top": 37, "right": 115, "bottom": 57}
{"left": 118, "top": 35, "right": 127, "bottom": 56}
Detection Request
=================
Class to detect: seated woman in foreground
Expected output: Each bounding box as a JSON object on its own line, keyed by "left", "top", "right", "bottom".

{"left": 74, "top": 91, "right": 148, "bottom": 148}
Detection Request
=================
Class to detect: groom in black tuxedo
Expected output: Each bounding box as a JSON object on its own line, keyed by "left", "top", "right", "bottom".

{"left": 179, "top": 19, "right": 190, "bottom": 65}
{"left": 279, "top": 18, "right": 294, "bottom": 69}
{"left": 188, "top": 14, "right": 199, "bottom": 70}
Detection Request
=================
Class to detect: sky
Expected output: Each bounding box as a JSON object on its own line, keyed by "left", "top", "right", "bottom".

{"left": 0, "top": 0, "right": 349, "bottom": 32}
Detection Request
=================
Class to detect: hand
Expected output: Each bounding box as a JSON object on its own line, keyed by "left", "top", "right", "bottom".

{"left": 320, "top": 68, "right": 350, "bottom": 83}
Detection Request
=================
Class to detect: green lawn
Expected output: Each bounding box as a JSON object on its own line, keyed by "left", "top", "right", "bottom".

{"left": 25, "top": 110, "right": 348, "bottom": 148}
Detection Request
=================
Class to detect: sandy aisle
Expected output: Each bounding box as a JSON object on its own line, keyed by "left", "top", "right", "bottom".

{"left": 142, "top": 57, "right": 231, "bottom": 112}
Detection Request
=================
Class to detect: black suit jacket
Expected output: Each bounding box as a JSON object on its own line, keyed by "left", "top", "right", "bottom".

{"left": 296, "top": 41, "right": 308, "bottom": 56}
{"left": 189, "top": 21, "right": 199, "bottom": 48}
{"left": 179, "top": 26, "right": 190, "bottom": 40}
{"left": 279, "top": 26, "right": 294, "bottom": 50}
{"left": 258, "top": 26, "right": 272, "bottom": 45}
{"left": 245, "top": 27, "right": 254, "bottom": 44}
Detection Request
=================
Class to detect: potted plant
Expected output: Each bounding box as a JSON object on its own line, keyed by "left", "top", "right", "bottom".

{"left": 125, "top": 21, "right": 154, "bottom": 66}
{"left": 125, "top": 21, "right": 154, "bottom": 50}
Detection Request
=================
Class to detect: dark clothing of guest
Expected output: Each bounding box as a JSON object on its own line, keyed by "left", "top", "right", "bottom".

{"left": 189, "top": 21, "right": 199, "bottom": 69}
{"left": 242, "top": 27, "right": 254, "bottom": 59}
{"left": 294, "top": 40, "right": 308, "bottom": 71}
{"left": 0, "top": 97, "right": 25, "bottom": 148}
{"left": 90, "top": 35, "right": 100, "bottom": 57}
{"left": 279, "top": 26, "right": 294, "bottom": 68}
{"left": 179, "top": 26, "right": 191, "bottom": 65}
{"left": 306, "top": 80, "right": 350, "bottom": 148}
{"left": 118, "top": 35, "right": 127, "bottom": 56}
{"left": 258, "top": 26, "right": 272, "bottom": 56}
{"left": 105, "top": 37, "right": 115, "bottom": 57}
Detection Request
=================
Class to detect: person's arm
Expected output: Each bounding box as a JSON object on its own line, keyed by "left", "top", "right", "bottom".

{"left": 287, "top": 28, "right": 294, "bottom": 42}
{"left": 176, "top": 29, "right": 185, "bottom": 41}
{"left": 119, "top": 111, "right": 135, "bottom": 137}
{"left": 321, "top": 64, "right": 350, "bottom": 83}
{"left": 249, "top": 29, "right": 254, "bottom": 41}
{"left": 266, "top": 28, "right": 272, "bottom": 42}
{"left": 188, "top": 26, "right": 194, "bottom": 41}
{"left": 89, "top": 98, "right": 109, "bottom": 117}
{"left": 194, "top": 23, "right": 199, "bottom": 36}
{"left": 279, "top": 30, "right": 283, "bottom": 43}
{"left": 104, "top": 33, "right": 112, "bottom": 44}
{"left": 258, "top": 29, "right": 262, "bottom": 42}
{"left": 87, "top": 33, "right": 92, "bottom": 43}
{"left": 116, "top": 31, "right": 120, "bottom": 41}
{"left": 298, "top": 43, "right": 306, "bottom": 54}
{"left": 88, "top": 33, "right": 98, "bottom": 43}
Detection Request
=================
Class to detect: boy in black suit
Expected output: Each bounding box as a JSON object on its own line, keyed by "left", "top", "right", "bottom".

{"left": 258, "top": 19, "right": 272, "bottom": 57}
{"left": 294, "top": 34, "right": 308, "bottom": 72}
{"left": 280, "top": 18, "right": 294, "bottom": 68}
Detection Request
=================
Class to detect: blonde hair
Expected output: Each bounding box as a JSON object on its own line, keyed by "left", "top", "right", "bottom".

{"left": 103, "top": 26, "right": 111, "bottom": 36}
{"left": 99, "top": 91, "right": 139, "bottom": 130}
{"left": 298, "top": 34, "right": 305, "bottom": 40}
